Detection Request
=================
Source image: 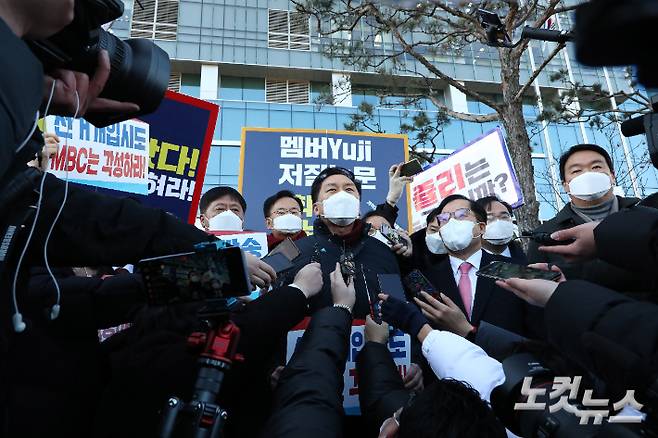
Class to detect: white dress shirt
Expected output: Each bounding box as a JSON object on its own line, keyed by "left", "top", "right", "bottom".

{"left": 449, "top": 249, "right": 483, "bottom": 309}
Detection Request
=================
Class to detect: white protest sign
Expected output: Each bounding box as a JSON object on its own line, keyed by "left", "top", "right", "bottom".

{"left": 286, "top": 318, "right": 411, "bottom": 415}
{"left": 210, "top": 231, "right": 269, "bottom": 259}
{"left": 44, "top": 116, "right": 149, "bottom": 194}
{"left": 409, "top": 127, "right": 523, "bottom": 231}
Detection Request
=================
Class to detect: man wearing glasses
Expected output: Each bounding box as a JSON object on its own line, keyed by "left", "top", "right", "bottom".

{"left": 263, "top": 190, "right": 308, "bottom": 251}
{"left": 419, "top": 194, "right": 541, "bottom": 339}
{"left": 475, "top": 196, "right": 527, "bottom": 263}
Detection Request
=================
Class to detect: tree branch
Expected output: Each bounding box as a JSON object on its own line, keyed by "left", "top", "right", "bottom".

{"left": 367, "top": 4, "right": 501, "bottom": 111}
{"left": 515, "top": 41, "right": 565, "bottom": 102}
{"left": 427, "top": 95, "right": 500, "bottom": 123}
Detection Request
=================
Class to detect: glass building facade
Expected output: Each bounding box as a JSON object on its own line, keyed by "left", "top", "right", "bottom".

{"left": 115, "top": 0, "right": 657, "bottom": 221}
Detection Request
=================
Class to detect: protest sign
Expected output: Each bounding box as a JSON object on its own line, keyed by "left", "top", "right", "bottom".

{"left": 286, "top": 318, "right": 411, "bottom": 415}
{"left": 410, "top": 127, "right": 523, "bottom": 231}
{"left": 45, "top": 116, "right": 149, "bottom": 195}
{"left": 66, "top": 91, "right": 219, "bottom": 223}
{"left": 209, "top": 231, "right": 269, "bottom": 259}
{"left": 240, "top": 128, "right": 410, "bottom": 233}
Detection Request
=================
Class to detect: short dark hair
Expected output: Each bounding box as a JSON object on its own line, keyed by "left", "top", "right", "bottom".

{"left": 262, "top": 190, "right": 304, "bottom": 218}
{"left": 433, "top": 194, "right": 487, "bottom": 224}
{"left": 310, "top": 167, "right": 362, "bottom": 204}
{"left": 362, "top": 210, "right": 392, "bottom": 226}
{"left": 199, "top": 186, "right": 247, "bottom": 214}
{"left": 398, "top": 379, "right": 506, "bottom": 438}
{"left": 475, "top": 196, "right": 513, "bottom": 215}
{"left": 558, "top": 144, "right": 614, "bottom": 181}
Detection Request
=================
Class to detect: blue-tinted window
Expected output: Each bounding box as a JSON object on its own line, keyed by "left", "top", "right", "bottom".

{"left": 220, "top": 146, "right": 240, "bottom": 175}
{"left": 243, "top": 78, "right": 265, "bottom": 101}
{"left": 221, "top": 107, "right": 246, "bottom": 141}
{"left": 442, "top": 120, "right": 465, "bottom": 149}
{"left": 180, "top": 74, "right": 200, "bottom": 97}
{"left": 220, "top": 76, "right": 243, "bottom": 100}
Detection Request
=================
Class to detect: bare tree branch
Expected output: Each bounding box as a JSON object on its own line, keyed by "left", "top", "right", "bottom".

{"left": 515, "top": 41, "right": 565, "bottom": 102}
{"left": 427, "top": 94, "right": 500, "bottom": 123}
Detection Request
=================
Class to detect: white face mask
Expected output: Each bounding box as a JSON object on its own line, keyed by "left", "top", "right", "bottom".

{"left": 272, "top": 213, "right": 303, "bottom": 234}
{"left": 425, "top": 231, "right": 448, "bottom": 255}
{"left": 371, "top": 230, "right": 393, "bottom": 248}
{"left": 208, "top": 210, "right": 243, "bottom": 231}
{"left": 322, "top": 191, "right": 360, "bottom": 226}
{"left": 483, "top": 220, "right": 516, "bottom": 246}
{"left": 568, "top": 172, "right": 612, "bottom": 201}
{"left": 439, "top": 218, "right": 478, "bottom": 252}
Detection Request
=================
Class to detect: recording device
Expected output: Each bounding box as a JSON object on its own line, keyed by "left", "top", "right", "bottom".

{"left": 267, "top": 237, "right": 301, "bottom": 261}
{"left": 518, "top": 231, "right": 575, "bottom": 246}
{"left": 261, "top": 253, "right": 294, "bottom": 275}
{"left": 339, "top": 251, "right": 356, "bottom": 286}
{"left": 621, "top": 95, "right": 658, "bottom": 169}
{"left": 138, "top": 244, "right": 251, "bottom": 306}
{"left": 380, "top": 223, "right": 404, "bottom": 246}
{"left": 402, "top": 269, "right": 439, "bottom": 300}
{"left": 477, "top": 261, "right": 562, "bottom": 282}
{"left": 398, "top": 159, "right": 423, "bottom": 177}
{"left": 27, "top": 0, "right": 170, "bottom": 127}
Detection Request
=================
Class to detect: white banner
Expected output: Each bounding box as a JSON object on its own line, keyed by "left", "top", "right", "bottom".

{"left": 286, "top": 318, "right": 411, "bottom": 415}
{"left": 44, "top": 116, "right": 149, "bottom": 194}
{"left": 410, "top": 128, "right": 523, "bottom": 231}
{"left": 210, "top": 231, "right": 269, "bottom": 259}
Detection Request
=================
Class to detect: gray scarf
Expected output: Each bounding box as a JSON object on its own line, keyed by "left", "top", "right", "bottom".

{"left": 571, "top": 196, "right": 618, "bottom": 222}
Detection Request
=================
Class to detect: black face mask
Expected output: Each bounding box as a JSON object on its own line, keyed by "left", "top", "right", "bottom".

{"left": 0, "top": 17, "right": 45, "bottom": 182}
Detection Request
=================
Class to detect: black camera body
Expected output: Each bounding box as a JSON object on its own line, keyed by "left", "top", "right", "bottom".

{"left": 28, "top": 0, "right": 170, "bottom": 127}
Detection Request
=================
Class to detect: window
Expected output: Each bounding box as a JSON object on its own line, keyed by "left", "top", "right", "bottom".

{"left": 168, "top": 72, "right": 181, "bottom": 92}
{"left": 266, "top": 79, "right": 310, "bottom": 104}
{"left": 130, "top": 0, "right": 178, "bottom": 41}
{"left": 268, "top": 9, "right": 310, "bottom": 50}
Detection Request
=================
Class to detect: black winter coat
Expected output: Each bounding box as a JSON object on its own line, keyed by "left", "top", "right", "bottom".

{"left": 527, "top": 196, "right": 657, "bottom": 296}
{"left": 264, "top": 306, "right": 352, "bottom": 438}
{"left": 283, "top": 219, "right": 400, "bottom": 318}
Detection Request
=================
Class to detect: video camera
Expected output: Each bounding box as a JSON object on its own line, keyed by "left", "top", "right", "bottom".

{"left": 27, "top": 0, "right": 170, "bottom": 127}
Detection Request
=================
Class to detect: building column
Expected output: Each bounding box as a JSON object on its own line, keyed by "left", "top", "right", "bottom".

{"left": 200, "top": 64, "right": 219, "bottom": 100}
{"left": 446, "top": 84, "right": 469, "bottom": 114}
{"left": 332, "top": 73, "right": 352, "bottom": 107}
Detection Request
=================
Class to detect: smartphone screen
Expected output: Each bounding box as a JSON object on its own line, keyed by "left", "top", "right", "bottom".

{"left": 139, "top": 246, "right": 252, "bottom": 306}
{"left": 476, "top": 261, "right": 561, "bottom": 281}
{"left": 398, "top": 159, "right": 423, "bottom": 177}
{"left": 402, "top": 269, "right": 438, "bottom": 299}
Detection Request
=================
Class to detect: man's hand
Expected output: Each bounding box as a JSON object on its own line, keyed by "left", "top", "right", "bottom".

{"left": 414, "top": 292, "right": 473, "bottom": 337}
{"left": 45, "top": 50, "right": 140, "bottom": 117}
{"left": 245, "top": 253, "right": 277, "bottom": 290}
{"left": 365, "top": 315, "right": 389, "bottom": 344}
{"left": 330, "top": 262, "right": 356, "bottom": 310}
{"left": 403, "top": 363, "right": 424, "bottom": 391}
{"left": 538, "top": 222, "right": 599, "bottom": 262}
{"left": 292, "top": 262, "right": 323, "bottom": 298}
{"left": 386, "top": 163, "right": 413, "bottom": 206}
{"left": 379, "top": 293, "right": 428, "bottom": 338}
{"left": 391, "top": 230, "right": 413, "bottom": 258}
{"left": 496, "top": 278, "right": 560, "bottom": 307}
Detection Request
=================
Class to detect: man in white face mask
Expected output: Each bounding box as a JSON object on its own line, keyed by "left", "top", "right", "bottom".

{"left": 281, "top": 167, "right": 401, "bottom": 319}
{"left": 198, "top": 186, "right": 247, "bottom": 232}
{"left": 418, "top": 195, "right": 541, "bottom": 339}
{"left": 475, "top": 196, "right": 527, "bottom": 263}
{"left": 528, "top": 144, "right": 652, "bottom": 295}
{"left": 263, "top": 190, "right": 307, "bottom": 251}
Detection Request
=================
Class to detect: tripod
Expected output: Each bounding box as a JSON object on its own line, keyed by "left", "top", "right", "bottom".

{"left": 159, "top": 301, "right": 243, "bottom": 438}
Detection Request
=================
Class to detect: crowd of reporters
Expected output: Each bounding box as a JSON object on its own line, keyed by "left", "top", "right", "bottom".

{"left": 2, "top": 2, "right": 658, "bottom": 437}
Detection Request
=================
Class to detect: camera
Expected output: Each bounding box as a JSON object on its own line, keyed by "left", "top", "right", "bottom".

{"left": 27, "top": 0, "right": 170, "bottom": 127}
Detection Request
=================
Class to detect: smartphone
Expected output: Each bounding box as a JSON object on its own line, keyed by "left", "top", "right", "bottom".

{"left": 398, "top": 159, "right": 423, "bottom": 177}
{"left": 267, "top": 237, "right": 301, "bottom": 261}
{"left": 377, "top": 273, "right": 407, "bottom": 302}
{"left": 402, "top": 269, "right": 439, "bottom": 299}
{"left": 380, "top": 223, "right": 403, "bottom": 246}
{"left": 476, "top": 261, "right": 562, "bottom": 282}
{"left": 139, "top": 245, "right": 252, "bottom": 306}
{"left": 261, "top": 252, "right": 294, "bottom": 274}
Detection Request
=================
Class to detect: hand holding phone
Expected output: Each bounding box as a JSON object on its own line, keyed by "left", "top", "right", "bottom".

{"left": 398, "top": 159, "right": 423, "bottom": 177}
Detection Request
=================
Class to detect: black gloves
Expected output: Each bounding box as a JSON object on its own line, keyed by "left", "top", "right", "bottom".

{"left": 381, "top": 295, "right": 427, "bottom": 338}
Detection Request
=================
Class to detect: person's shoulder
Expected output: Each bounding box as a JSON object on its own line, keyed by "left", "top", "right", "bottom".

{"left": 618, "top": 196, "right": 641, "bottom": 209}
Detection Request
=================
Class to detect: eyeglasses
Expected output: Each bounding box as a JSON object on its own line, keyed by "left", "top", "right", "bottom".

{"left": 487, "top": 212, "right": 512, "bottom": 222}
{"left": 437, "top": 208, "right": 472, "bottom": 225}
{"left": 271, "top": 207, "right": 301, "bottom": 216}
